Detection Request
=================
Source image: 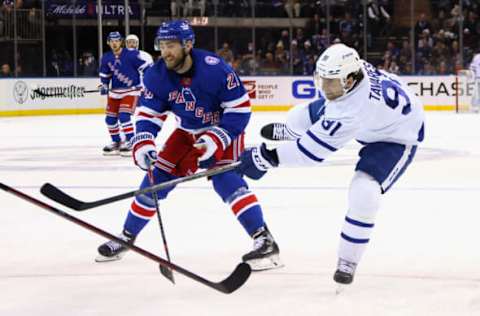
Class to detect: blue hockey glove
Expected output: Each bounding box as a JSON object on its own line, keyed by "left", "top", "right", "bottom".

{"left": 238, "top": 143, "right": 279, "bottom": 180}
{"left": 131, "top": 132, "right": 157, "bottom": 171}
{"left": 99, "top": 84, "right": 109, "bottom": 95}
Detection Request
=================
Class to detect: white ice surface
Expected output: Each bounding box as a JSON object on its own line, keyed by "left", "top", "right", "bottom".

{"left": 0, "top": 112, "right": 479, "bottom": 316}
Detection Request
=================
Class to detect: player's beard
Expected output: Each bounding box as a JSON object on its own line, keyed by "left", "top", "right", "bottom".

{"left": 166, "top": 49, "right": 188, "bottom": 71}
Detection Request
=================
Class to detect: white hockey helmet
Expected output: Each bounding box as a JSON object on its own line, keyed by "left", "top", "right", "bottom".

{"left": 126, "top": 34, "right": 139, "bottom": 49}
{"left": 314, "top": 43, "right": 362, "bottom": 92}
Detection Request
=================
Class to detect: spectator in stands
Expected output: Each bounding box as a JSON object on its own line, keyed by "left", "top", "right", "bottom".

{"left": 271, "top": 0, "right": 286, "bottom": 18}
{"left": 290, "top": 39, "right": 303, "bottom": 74}
{"left": 184, "top": 0, "right": 205, "bottom": 17}
{"left": 278, "top": 29, "right": 290, "bottom": 51}
{"left": 0, "top": 63, "right": 12, "bottom": 77}
{"left": 367, "top": 0, "right": 391, "bottom": 36}
{"left": 78, "top": 52, "right": 97, "bottom": 77}
{"left": 170, "top": 0, "right": 186, "bottom": 17}
{"left": 385, "top": 40, "right": 400, "bottom": 61}
{"left": 294, "top": 27, "right": 306, "bottom": 47}
{"left": 274, "top": 40, "right": 289, "bottom": 73}
{"left": 217, "top": 41, "right": 234, "bottom": 66}
{"left": 261, "top": 51, "right": 280, "bottom": 73}
{"left": 305, "top": 13, "right": 324, "bottom": 38}
{"left": 388, "top": 60, "right": 400, "bottom": 74}
{"left": 415, "top": 13, "right": 431, "bottom": 40}
{"left": 418, "top": 62, "right": 435, "bottom": 75}
{"left": 339, "top": 12, "right": 356, "bottom": 38}
{"left": 223, "top": 0, "right": 249, "bottom": 17}
{"left": 285, "top": 0, "right": 301, "bottom": 18}
{"left": 437, "top": 61, "right": 449, "bottom": 75}
{"left": 432, "top": 9, "right": 448, "bottom": 32}
{"left": 300, "top": 0, "right": 323, "bottom": 18}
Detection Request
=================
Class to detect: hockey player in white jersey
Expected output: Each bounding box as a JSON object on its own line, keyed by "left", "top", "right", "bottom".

{"left": 125, "top": 34, "right": 154, "bottom": 65}
{"left": 469, "top": 51, "right": 480, "bottom": 112}
{"left": 238, "top": 43, "right": 425, "bottom": 287}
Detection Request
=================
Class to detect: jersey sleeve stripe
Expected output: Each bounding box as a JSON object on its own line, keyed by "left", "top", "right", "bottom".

{"left": 306, "top": 130, "right": 337, "bottom": 151}
{"left": 221, "top": 93, "right": 250, "bottom": 108}
{"left": 224, "top": 106, "right": 251, "bottom": 114}
{"left": 296, "top": 139, "right": 324, "bottom": 162}
{"left": 100, "top": 72, "right": 112, "bottom": 78}
{"left": 136, "top": 105, "right": 166, "bottom": 116}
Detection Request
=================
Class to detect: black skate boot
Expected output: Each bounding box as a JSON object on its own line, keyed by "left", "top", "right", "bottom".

{"left": 260, "top": 123, "right": 297, "bottom": 141}
{"left": 119, "top": 141, "right": 132, "bottom": 157}
{"left": 334, "top": 258, "right": 357, "bottom": 285}
{"left": 96, "top": 230, "right": 136, "bottom": 262}
{"left": 102, "top": 142, "right": 120, "bottom": 156}
{"left": 242, "top": 226, "right": 283, "bottom": 271}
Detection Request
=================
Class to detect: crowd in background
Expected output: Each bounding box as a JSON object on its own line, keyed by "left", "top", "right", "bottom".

{"left": 1, "top": 0, "right": 480, "bottom": 77}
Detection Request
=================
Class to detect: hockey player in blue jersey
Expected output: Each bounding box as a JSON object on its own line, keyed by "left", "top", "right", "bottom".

{"left": 99, "top": 31, "right": 153, "bottom": 156}
{"left": 96, "top": 20, "right": 282, "bottom": 271}
{"left": 238, "top": 43, "right": 425, "bottom": 286}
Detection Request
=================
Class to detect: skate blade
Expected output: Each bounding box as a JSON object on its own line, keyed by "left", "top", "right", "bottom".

{"left": 119, "top": 151, "right": 132, "bottom": 157}
{"left": 103, "top": 151, "right": 120, "bottom": 156}
{"left": 95, "top": 253, "right": 124, "bottom": 262}
{"left": 245, "top": 254, "right": 284, "bottom": 271}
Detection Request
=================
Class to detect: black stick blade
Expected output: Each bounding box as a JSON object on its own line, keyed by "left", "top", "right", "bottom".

{"left": 40, "top": 183, "right": 87, "bottom": 210}
{"left": 214, "top": 263, "right": 251, "bottom": 294}
{"left": 160, "top": 265, "right": 175, "bottom": 284}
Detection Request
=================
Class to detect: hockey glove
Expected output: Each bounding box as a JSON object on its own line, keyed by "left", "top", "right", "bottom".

{"left": 238, "top": 143, "right": 279, "bottom": 180}
{"left": 131, "top": 132, "right": 157, "bottom": 171}
{"left": 193, "top": 129, "right": 227, "bottom": 169}
{"left": 99, "top": 84, "right": 109, "bottom": 95}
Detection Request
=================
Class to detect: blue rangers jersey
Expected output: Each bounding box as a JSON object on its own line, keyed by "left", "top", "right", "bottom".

{"left": 136, "top": 49, "right": 251, "bottom": 149}
{"left": 276, "top": 61, "right": 425, "bottom": 167}
{"left": 99, "top": 48, "right": 152, "bottom": 98}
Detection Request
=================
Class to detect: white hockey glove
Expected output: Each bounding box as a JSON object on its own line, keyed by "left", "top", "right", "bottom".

{"left": 131, "top": 132, "right": 157, "bottom": 171}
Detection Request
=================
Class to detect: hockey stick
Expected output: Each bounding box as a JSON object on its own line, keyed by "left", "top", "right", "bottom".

{"left": 147, "top": 166, "right": 175, "bottom": 284}
{"left": 32, "top": 88, "right": 101, "bottom": 98}
{"left": 41, "top": 161, "right": 241, "bottom": 211}
{"left": 0, "top": 183, "right": 251, "bottom": 294}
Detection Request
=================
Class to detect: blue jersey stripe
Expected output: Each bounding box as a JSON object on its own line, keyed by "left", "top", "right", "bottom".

{"left": 345, "top": 216, "right": 374, "bottom": 228}
{"left": 296, "top": 140, "right": 324, "bottom": 162}
{"left": 341, "top": 232, "right": 370, "bottom": 244}
{"left": 306, "top": 130, "right": 337, "bottom": 151}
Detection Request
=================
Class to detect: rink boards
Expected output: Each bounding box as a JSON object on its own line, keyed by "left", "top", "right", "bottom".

{"left": 0, "top": 75, "right": 472, "bottom": 116}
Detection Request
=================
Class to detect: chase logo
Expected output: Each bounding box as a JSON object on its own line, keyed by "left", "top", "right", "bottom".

{"left": 204, "top": 56, "right": 220, "bottom": 65}
{"left": 292, "top": 80, "right": 322, "bottom": 99}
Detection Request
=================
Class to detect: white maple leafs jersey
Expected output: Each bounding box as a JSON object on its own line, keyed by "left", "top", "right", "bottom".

{"left": 277, "top": 61, "right": 425, "bottom": 167}
{"left": 469, "top": 53, "right": 480, "bottom": 78}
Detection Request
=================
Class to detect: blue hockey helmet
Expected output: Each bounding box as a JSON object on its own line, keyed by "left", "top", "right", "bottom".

{"left": 107, "top": 31, "right": 123, "bottom": 42}
{"left": 154, "top": 19, "right": 195, "bottom": 51}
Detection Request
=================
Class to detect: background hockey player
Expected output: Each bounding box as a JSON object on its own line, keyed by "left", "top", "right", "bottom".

{"left": 468, "top": 50, "right": 480, "bottom": 112}
{"left": 238, "top": 43, "right": 425, "bottom": 286}
{"left": 96, "top": 20, "right": 282, "bottom": 271}
{"left": 125, "top": 33, "right": 154, "bottom": 65}
{"left": 99, "top": 31, "right": 153, "bottom": 156}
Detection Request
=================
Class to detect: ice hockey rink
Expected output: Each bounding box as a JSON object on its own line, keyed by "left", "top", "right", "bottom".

{"left": 1, "top": 111, "right": 479, "bottom": 316}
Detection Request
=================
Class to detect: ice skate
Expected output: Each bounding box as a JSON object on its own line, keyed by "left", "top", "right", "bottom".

{"left": 334, "top": 258, "right": 357, "bottom": 294}
{"left": 260, "top": 123, "right": 296, "bottom": 141}
{"left": 102, "top": 142, "right": 120, "bottom": 156}
{"left": 119, "top": 141, "right": 133, "bottom": 157}
{"left": 96, "top": 230, "right": 136, "bottom": 262}
{"left": 242, "top": 226, "right": 283, "bottom": 271}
